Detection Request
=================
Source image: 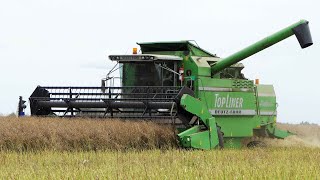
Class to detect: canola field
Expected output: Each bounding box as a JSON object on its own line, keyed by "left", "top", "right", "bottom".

{"left": 0, "top": 117, "right": 319, "bottom": 179}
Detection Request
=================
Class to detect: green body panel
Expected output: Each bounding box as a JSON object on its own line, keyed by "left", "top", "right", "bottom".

{"left": 267, "top": 125, "right": 294, "bottom": 139}
{"left": 110, "top": 20, "right": 312, "bottom": 149}
{"left": 184, "top": 131, "right": 213, "bottom": 150}
{"left": 223, "top": 138, "right": 243, "bottom": 148}
{"left": 256, "top": 85, "right": 277, "bottom": 118}
{"left": 177, "top": 94, "right": 220, "bottom": 149}
{"left": 179, "top": 126, "right": 216, "bottom": 150}
{"left": 216, "top": 117, "right": 257, "bottom": 137}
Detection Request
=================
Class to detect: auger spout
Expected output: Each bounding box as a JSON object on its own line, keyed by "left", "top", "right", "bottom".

{"left": 211, "top": 20, "right": 313, "bottom": 74}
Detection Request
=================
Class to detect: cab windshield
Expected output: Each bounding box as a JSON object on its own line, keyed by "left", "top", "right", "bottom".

{"left": 120, "top": 61, "right": 178, "bottom": 87}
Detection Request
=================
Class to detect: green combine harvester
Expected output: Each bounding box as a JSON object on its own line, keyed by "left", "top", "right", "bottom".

{"left": 25, "top": 20, "right": 313, "bottom": 149}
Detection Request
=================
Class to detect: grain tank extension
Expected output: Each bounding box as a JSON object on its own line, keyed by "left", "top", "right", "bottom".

{"left": 28, "top": 20, "right": 313, "bottom": 149}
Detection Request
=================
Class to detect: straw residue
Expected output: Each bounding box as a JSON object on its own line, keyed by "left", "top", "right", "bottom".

{"left": 264, "top": 123, "right": 320, "bottom": 148}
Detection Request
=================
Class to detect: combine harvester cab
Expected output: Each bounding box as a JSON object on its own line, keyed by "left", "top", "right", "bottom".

{"left": 28, "top": 20, "right": 313, "bottom": 149}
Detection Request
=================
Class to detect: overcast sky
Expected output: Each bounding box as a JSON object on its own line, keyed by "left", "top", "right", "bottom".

{"left": 0, "top": 0, "right": 319, "bottom": 124}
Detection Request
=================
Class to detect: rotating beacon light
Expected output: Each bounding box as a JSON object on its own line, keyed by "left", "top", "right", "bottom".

{"left": 132, "top": 48, "right": 138, "bottom": 54}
